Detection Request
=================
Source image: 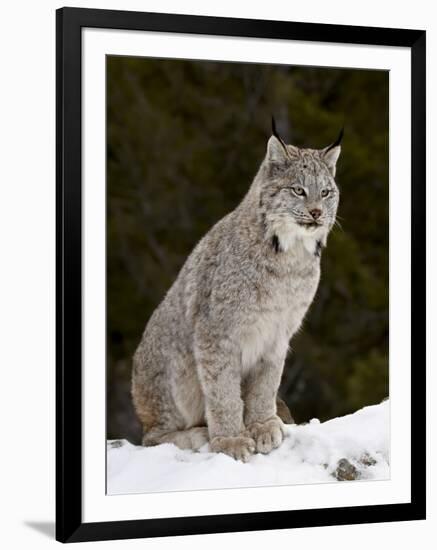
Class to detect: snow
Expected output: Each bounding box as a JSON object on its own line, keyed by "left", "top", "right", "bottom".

{"left": 107, "top": 401, "right": 389, "bottom": 495}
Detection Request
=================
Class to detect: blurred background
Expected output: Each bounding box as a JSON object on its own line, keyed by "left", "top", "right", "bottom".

{"left": 107, "top": 56, "right": 389, "bottom": 443}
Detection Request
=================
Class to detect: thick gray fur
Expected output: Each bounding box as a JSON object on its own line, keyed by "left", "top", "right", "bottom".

{"left": 132, "top": 129, "right": 341, "bottom": 462}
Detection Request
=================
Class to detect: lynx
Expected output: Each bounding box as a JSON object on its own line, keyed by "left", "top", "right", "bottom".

{"left": 132, "top": 120, "right": 342, "bottom": 462}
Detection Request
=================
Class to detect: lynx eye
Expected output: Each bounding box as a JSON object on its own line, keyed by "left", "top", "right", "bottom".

{"left": 292, "top": 186, "right": 306, "bottom": 197}
{"left": 321, "top": 188, "right": 330, "bottom": 198}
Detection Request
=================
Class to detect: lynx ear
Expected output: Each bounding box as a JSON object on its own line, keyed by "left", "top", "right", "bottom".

{"left": 322, "top": 127, "right": 343, "bottom": 176}
{"left": 267, "top": 116, "right": 289, "bottom": 162}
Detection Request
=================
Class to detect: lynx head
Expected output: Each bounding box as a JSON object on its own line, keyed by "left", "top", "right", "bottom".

{"left": 259, "top": 118, "right": 342, "bottom": 254}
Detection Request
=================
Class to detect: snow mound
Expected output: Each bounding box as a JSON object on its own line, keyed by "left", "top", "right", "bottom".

{"left": 107, "top": 401, "right": 389, "bottom": 495}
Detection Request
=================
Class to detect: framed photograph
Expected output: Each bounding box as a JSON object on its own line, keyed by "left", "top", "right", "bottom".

{"left": 56, "top": 7, "right": 426, "bottom": 543}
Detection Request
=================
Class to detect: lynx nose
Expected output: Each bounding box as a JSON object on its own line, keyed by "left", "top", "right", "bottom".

{"left": 309, "top": 208, "right": 322, "bottom": 220}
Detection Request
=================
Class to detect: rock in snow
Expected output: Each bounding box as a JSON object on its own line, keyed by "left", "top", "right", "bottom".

{"left": 107, "top": 401, "right": 389, "bottom": 495}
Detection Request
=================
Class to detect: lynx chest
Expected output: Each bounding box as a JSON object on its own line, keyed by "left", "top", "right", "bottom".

{"left": 240, "top": 257, "right": 320, "bottom": 373}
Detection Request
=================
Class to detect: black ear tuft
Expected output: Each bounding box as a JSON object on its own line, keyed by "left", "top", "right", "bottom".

{"left": 326, "top": 127, "right": 344, "bottom": 153}
{"left": 272, "top": 116, "right": 279, "bottom": 139}
{"left": 270, "top": 115, "right": 288, "bottom": 151}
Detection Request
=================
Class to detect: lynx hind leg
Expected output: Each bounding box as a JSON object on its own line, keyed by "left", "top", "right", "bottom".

{"left": 143, "top": 426, "right": 209, "bottom": 451}
{"left": 132, "top": 379, "right": 208, "bottom": 451}
{"left": 132, "top": 365, "right": 206, "bottom": 452}
{"left": 276, "top": 396, "right": 295, "bottom": 424}
{"left": 133, "top": 381, "right": 209, "bottom": 451}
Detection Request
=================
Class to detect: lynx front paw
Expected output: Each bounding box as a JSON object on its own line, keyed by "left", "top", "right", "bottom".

{"left": 246, "top": 416, "right": 284, "bottom": 454}
{"left": 210, "top": 435, "right": 256, "bottom": 463}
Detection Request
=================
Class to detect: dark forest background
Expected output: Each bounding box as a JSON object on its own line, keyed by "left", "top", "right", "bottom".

{"left": 107, "top": 56, "right": 389, "bottom": 443}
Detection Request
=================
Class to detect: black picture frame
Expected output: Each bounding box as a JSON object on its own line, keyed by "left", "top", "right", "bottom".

{"left": 56, "top": 6, "right": 426, "bottom": 543}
